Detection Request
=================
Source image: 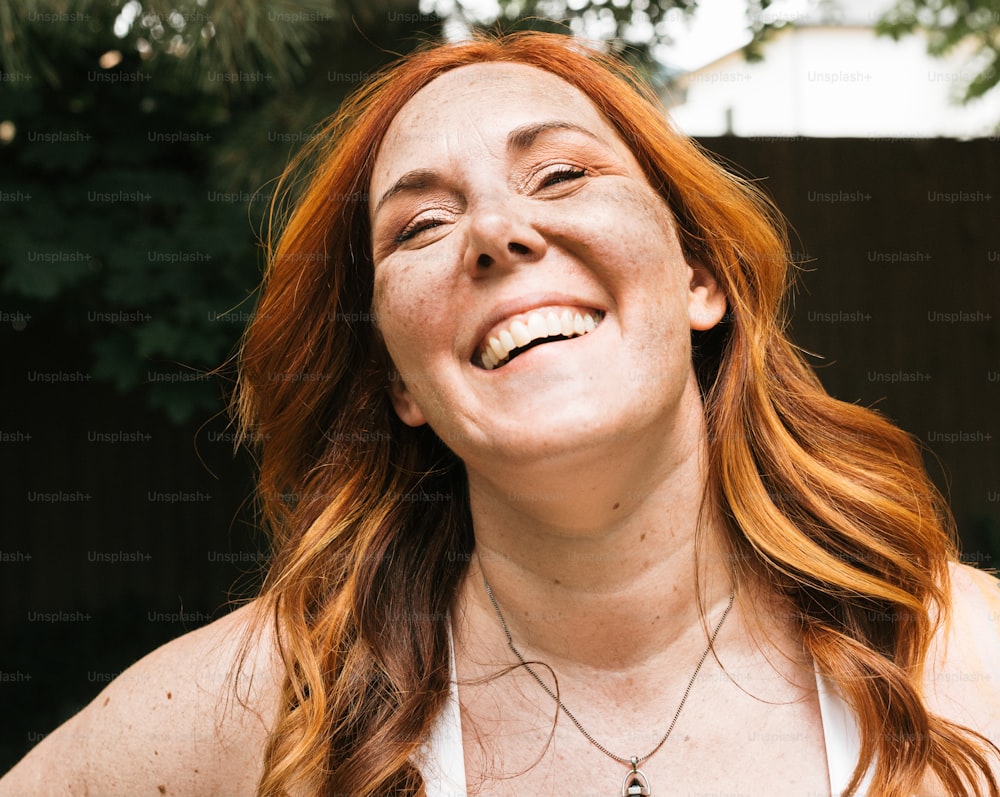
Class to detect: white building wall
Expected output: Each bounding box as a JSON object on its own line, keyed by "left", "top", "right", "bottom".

{"left": 663, "top": 26, "right": 1000, "bottom": 138}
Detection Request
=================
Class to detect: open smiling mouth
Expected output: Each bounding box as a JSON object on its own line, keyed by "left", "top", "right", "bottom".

{"left": 475, "top": 307, "right": 605, "bottom": 370}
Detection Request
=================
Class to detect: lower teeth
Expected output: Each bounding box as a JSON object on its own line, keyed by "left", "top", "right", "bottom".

{"left": 486, "top": 333, "right": 576, "bottom": 369}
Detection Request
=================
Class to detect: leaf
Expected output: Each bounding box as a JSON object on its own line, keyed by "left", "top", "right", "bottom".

{"left": 1, "top": 248, "right": 94, "bottom": 299}
{"left": 878, "top": 0, "right": 1000, "bottom": 106}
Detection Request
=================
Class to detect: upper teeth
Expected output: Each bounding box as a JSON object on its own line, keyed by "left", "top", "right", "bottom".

{"left": 479, "top": 308, "right": 602, "bottom": 370}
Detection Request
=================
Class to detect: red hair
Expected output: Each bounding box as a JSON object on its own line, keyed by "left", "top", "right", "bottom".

{"left": 236, "top": 31, "right": 999, "bottom": 796}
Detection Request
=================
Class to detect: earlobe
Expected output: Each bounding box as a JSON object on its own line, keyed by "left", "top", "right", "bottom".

{"left": 687, "top": 263, "right": 728, "bottom": 331}
{"left": 388, "top": 371, "right": 428, "bottom": 427}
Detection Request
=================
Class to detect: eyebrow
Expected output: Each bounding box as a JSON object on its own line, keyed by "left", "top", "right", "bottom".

{"left": 373, "top": 121, "right": 608, "bottom": 217}
{"left": 505, "top": 120, "right": 607, "bottom": 154}
{"left": 373, "top": 168, "right": 441, "bottom": 218}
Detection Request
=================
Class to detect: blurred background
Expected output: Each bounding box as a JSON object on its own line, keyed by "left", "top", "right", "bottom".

{"left": 1, "top": 0, "right": 998, "bottom": 773}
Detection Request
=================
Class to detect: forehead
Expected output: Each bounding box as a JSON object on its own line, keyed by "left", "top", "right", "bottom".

{"left": 388, "top": 61, "right": 609, "bottom": 132}
{"left": 371, "top": 62, "right": 626, "bottom": 188}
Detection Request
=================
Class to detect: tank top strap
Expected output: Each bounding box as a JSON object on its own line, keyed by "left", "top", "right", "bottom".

{"left": 414, "top": 619, "right": 469, "bottom": 797}
{"left": 815, "top": 665, "right": 873, "bottom": 796}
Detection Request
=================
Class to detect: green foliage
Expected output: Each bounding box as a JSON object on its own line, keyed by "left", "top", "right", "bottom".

{"left": 443, "top": 0, "right": 781, "bottom": 78}
{"left": 0, "top": 0, "right": 784, "bottom": 424}
{"left": 878, "top": 0, "right": 1000, "bottom": 101}
{"left": 0, "top": 0, "right": 442, "bottom": 424}
{"left": 0, "top": 4, "right": 267, "bottom": 423}
{"left": 0, "top": 0, "right": 333, "bottom": 93}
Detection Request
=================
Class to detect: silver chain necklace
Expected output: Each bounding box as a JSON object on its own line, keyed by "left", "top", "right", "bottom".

{"left": 482, "top": 577, "right": 735, "bottom": 797}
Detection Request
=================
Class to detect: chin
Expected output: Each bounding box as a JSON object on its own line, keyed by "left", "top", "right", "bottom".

{"left": 475, "top": 409, "right": 650, "bottom": 466}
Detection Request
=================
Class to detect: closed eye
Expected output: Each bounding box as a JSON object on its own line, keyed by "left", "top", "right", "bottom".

{"left": 394, "top": 217, "right": 445, "bottom": 244}
{"left": 539, "top": 167, "right": 586, "bottom": 189}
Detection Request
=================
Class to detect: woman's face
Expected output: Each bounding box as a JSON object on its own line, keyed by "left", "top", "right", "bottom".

{"left": 369, "top": 62, "right": 726, "bottom": 471}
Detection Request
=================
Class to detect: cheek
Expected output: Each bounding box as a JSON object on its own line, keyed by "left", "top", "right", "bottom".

{"left": 570, "top": 184, "right": 689, "bottom": 298}
{"left": 617, "top": 186, "right": 683, "bottom": 267}
{"left": 373, "top": 276, "right": 417, "bottom": 363}
{"left": 574, "top": 187, "right": 692, "bottom": 357}
{"left": 572, "top": 180, "right": 679, "bottom": 255}
{"left": 619, "top": 190, "right": 689, "bottom": 293}
{"left": 372, "top": 261, "right": 451, "bottom": 372}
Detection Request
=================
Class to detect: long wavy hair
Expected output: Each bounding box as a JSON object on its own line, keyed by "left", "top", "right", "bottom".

{"left": 235, "top": 31, "right": 999, "bottom": 797}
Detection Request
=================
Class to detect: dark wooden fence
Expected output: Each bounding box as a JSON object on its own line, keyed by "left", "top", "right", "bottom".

{"left": 704, "top": 136, "right": 999, "bottom": 560}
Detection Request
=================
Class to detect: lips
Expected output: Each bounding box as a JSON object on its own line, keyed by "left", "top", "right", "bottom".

{"left": 474, "top": 305, "right": 605, "bottom": 370}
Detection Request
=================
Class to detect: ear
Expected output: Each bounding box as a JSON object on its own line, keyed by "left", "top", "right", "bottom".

{"left": 387, "top": 369, "right": 428, "bottom": 428}
{"left": 687, "top": 262, "right": 728, "bottom": 331}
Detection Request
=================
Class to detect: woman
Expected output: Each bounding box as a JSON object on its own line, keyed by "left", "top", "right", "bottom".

{"left": 2, "top": 31, "right": 998, "bottom": 797}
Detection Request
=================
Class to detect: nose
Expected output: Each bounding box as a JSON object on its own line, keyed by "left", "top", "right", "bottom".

{"left": 463, "top": 200, "right": 547, "bottom": 275}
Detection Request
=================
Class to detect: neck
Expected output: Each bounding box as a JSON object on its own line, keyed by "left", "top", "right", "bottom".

{"left": 456, "top": 411, "right": 735, "bottom": 674}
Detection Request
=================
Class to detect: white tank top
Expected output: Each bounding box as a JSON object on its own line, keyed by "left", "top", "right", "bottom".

{"left": 414, "top": 563, "right": 1000, "bottom": 797}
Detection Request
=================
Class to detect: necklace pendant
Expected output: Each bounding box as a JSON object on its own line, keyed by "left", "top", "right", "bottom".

{"left": 621, "top": 765, "right": 651, "bottom": 797}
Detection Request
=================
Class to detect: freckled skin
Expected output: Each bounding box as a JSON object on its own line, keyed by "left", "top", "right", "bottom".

{"left": 369, "top": 63, "right": 726, "bottom": 487}
{"left": 0, "top": 604, "right": 279, "bottom": 796}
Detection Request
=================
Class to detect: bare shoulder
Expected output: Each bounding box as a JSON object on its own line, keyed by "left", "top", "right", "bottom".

{"left": 941, "top": 561, "right": 1000, "bottom": 660}
{"left": 924, "top": 562, "right": 1000, "bottom": 749}
{"left": 0, "top": 601, "right": 284, "bottom": 797}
